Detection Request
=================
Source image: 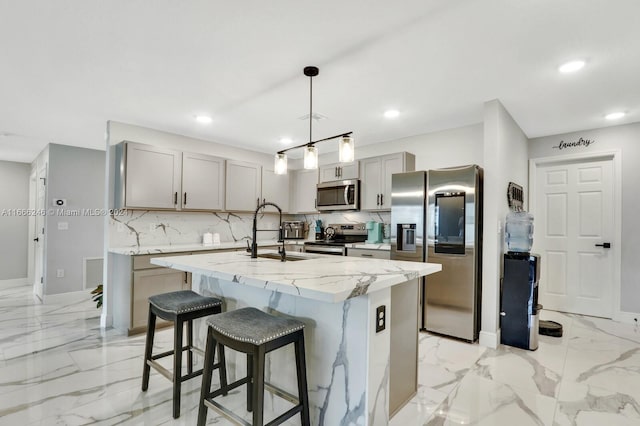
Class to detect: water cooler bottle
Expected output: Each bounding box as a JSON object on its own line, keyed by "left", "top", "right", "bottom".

{"left": 500, "top": 252, "right": 541, "bottom": 350}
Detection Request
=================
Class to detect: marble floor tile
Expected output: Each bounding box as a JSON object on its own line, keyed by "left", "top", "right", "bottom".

{"left": 471, "top": 340, "right": 567, "bottom": 398}
{"left": 2, "top": 279, "right": 640, "bottom": 426}
{"left": 554, "top": 380, "right": 640, "bottom": 426}
{"left": 425, "top": 374, "right": 557, "bottom": 426}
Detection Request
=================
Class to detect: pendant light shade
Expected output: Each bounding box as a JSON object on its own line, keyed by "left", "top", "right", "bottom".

{"left": 274, "top": 153, "right": 287, "bottom": 175}
{"left": 339, "top": 135, "right": 355, "bottom": 163}
{"left": 303, "top": 145, "right": 318, "bottom": 169}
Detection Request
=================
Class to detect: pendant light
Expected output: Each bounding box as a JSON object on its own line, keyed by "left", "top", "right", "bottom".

{"left": 339, "top": 135, "right": 355, "bottom": 163}
{"left": 274, "top": 66, "right": 354, "bottom": 175}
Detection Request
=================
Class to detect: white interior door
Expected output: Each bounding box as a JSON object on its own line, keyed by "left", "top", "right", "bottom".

{"left": 534, "top": 157, "right": 615, "bottom": 318}
{"left": 34, "top": 164, "right": 46, "bottom": 300}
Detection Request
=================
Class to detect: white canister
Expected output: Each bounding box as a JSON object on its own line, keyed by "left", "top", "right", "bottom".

{"left": 202, "top": 232, "right": 213, "bottom": 246}
{"left": 212, "top": 233, "right": 221, "bottom": 245}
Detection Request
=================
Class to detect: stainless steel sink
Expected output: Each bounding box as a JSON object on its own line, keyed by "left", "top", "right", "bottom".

{"left": 252, "top": 252, "right": 309, "bottom": 261}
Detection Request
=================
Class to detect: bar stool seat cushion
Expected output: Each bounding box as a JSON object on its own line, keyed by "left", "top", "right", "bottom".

{"left": 149, "top": 290, "right": 222, "bottom": 315}
{"left": 206, "top": 307, "right": 304, "bottom": 345}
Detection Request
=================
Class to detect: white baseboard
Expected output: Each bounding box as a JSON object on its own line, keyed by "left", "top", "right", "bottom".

{"left": 614, "top": 310, "right": 640, "bottom": 325}
{"left": 100, "top": 312, "right": 113, "bottom": 329}
{"left": 479, "top": 330, "right": 500, "bottom": 349}
{"left": 43, "top": 290, "right": 90, "bottom": 304}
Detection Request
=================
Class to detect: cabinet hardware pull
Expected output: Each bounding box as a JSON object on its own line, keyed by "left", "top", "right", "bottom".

{"left": 174, "top": 192, "right": 178, "bottom": 205}
{"left": 361, "top": 254, "right": 373, "bottom": 257}
{"left": 335, "top": 166, "right": 338, "bottom": 177}
{"left": 377, "top": 194, "right": 380, "bottom": 205}
{"left": 595, "top": 242, "right": 611, "bottom": 248}
{"left": 380, "top": 194, "right": 384, "bottom": 205}
{"left": 183, "top": 192, "right": 187, "bottom": 205}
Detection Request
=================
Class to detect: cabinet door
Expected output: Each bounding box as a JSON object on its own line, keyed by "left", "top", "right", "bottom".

{"left": 225, "top": 160, "right": 262, "bottom": 211}
{"left": 131, "top": 268, "right": 187, "bottom": 331}
{"left": 291, "top": 169, "right": 318, "bottom": 213}
{"left": 319, "top": 162, "right": 359, "bottom": 183}
{"left": 262, "top": 169, "right": 290, "bottom": 213}
{"left": 182, "top": 152, "right": 225, "bottom": 210}
{"left": 124, "top": 142, "right": 182, "bottom": 209}
{"left": 339, "top": 162, "right": 359, "bottom": 180}
{"left": 380, "top": 153, "right": 405, "bottom": 209}
{"left": 346, "top": 248, "right": 390, "bottom": 259}
{"left": 360, "top": 157, "right": 383, "bottom": 210}
{"left": 319, "top": 164, "right": 340, "bottom": 183}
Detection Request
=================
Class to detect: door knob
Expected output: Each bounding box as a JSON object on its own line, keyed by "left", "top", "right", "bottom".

{"left": 595, "top": 242, "right": 611, "bottom": 248}
{"left": 33, "top": 237, "right": 40, "bottom": 242}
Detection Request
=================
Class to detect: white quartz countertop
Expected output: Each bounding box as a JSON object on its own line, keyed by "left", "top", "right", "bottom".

{"left": 151, "top": 250, "right": 441, "bottom": 303}
{"left": 109, "top": 240, "right": 305, "bottom": 255}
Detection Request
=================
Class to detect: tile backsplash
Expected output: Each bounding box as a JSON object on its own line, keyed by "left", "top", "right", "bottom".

{"left": 109, "top": 210, "right": 391, "bottom": 249}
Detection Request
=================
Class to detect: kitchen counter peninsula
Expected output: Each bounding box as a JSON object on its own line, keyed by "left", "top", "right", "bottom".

{"left": 152, "top": 250, "right": 441, "bottom": 425}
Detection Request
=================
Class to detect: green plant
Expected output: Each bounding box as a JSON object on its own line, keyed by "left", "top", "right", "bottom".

{"left": 91, "top": 284, "right": 103, "bottom": 309}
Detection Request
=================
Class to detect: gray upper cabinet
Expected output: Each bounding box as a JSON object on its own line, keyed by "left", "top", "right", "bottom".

{"left": 291, "top": 168, "right": 318, "bottom": 213}
{"left": 116, "top": 142, "right": 182, "bottom": 209}
{"left": 181, "top": 152, "right": 225, "bottom": 211}
{"left": 262, "top": 168, "right": 290, "bottom": 213}
{"left": 225, "top": 160, "right": 262, "bottom": 211}
{"left": 115, "top": 142, "right": 226, "bottom": 211}
{"left": 319, "top": 161, "right": 359, "bottom": 183}
{"left": 361, "top": 152, "right": 415, "bottom": 211}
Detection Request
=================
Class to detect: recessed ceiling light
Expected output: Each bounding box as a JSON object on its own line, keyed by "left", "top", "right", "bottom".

{"left": 384, "top": 109, "right": 400, "bottom": 119}
{"left": 605, "top": 111, "right": 625, "bottom": 120}
{"left": 195, "top": 115, "right": 212, "bottom": 124}
{"left": 279, "top": 137, "right": 293, "bottom": 145}
{"left": 558, "top": 60, "right": 585, "bottom": 73}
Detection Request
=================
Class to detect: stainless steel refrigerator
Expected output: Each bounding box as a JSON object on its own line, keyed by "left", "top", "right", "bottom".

{"left": 391, "top": 165, "right": 483, "bottom": 342}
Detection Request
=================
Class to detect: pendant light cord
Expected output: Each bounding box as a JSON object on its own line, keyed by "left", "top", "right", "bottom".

{"left": 309, "top": 74, "right": 313, "bottom": 144}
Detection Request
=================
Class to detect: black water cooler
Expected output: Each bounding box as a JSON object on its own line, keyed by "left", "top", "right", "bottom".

{"left": 500, "top": 253, "right": 541, "bottom": 351}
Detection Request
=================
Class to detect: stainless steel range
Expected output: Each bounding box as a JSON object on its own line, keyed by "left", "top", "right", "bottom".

{"left": 304, "top": 223, "right": 367, "bottom": 255}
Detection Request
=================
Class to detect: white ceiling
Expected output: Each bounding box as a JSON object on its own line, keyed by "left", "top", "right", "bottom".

{"left": 1, "top": 0, "right": 639, "bottom": 163}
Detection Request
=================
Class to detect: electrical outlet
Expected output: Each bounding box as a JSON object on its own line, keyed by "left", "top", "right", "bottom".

{"left": 58, "top": 222, "right": 69, "bottom": 230}
{"left": 149, "top": 223, "right": 156, "bottom": 232}
{"left": 56, "top": 269, "right": 64, "bottom": 278}
{"left": 375, "top": 305, "right": 386, "bottom": 333}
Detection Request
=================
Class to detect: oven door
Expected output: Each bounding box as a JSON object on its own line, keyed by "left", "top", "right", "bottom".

{"left": 316, "top": 180, "right": 359, "bottom": 211}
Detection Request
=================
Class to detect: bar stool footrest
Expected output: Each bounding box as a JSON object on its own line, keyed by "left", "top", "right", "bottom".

{"left": 203, "top": 380, "right": 303, "bottom": 426}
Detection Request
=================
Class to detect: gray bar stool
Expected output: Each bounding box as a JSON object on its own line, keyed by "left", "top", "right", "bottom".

{"left": 198, "top": 307, "right": 310, "bottom": 426}
{"left": 141, "top": 290, "right": 226, "bottom": 418}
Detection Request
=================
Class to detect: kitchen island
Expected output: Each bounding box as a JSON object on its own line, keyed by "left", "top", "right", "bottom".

{"left": 152, "top": 250, "right": 441, "bottom": 425}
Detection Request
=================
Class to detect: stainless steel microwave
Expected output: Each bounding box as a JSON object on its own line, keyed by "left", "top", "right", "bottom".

{"left": 316, "top": 179, "right": 360, "bottom": 211}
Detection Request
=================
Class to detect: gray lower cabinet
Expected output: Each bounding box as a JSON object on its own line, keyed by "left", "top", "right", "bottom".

{"left": 131, "top": 268, "right": 190, "bottom": 332}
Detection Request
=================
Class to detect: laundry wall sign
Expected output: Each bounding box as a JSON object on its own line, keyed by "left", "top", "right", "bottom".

{"left": 552, "top": 137, "right": 595, "bottom": 150}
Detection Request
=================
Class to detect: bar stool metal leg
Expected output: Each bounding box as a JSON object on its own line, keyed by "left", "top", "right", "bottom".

{"left": 295, "top": 332, "right": 311, "bottom": 426}
{"left": 246, "top": 354, "right": 253, "bottom": 412}
{"left": 252, "top": 346, "right": 266, "bottom": 426}
{"left": 141, "top": 309, "right": 156, "bottom": 392}
{"left": 187, "top": 319, "right": 194, "bottom": 375}
{"left": 198, "top": 328, "right": 216, "bottom": 426}
{"left": 173, "top": 317, "right": 184, "bottom": 419}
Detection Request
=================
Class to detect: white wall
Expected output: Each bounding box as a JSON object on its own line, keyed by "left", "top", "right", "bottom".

{"left": 44, "top": 144, "right": 105, "bottom": 294}
{"left": 0, "top": 160, "right": 30, "bottom": 279}
{"left": 481, "top": 100, "right": 529, "bottom": 348}
{"left": 319, "top": 123, "right": 484, "bottom": 169}
{"left": 529, "top": 121, "right": 640, "bottom": 315}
